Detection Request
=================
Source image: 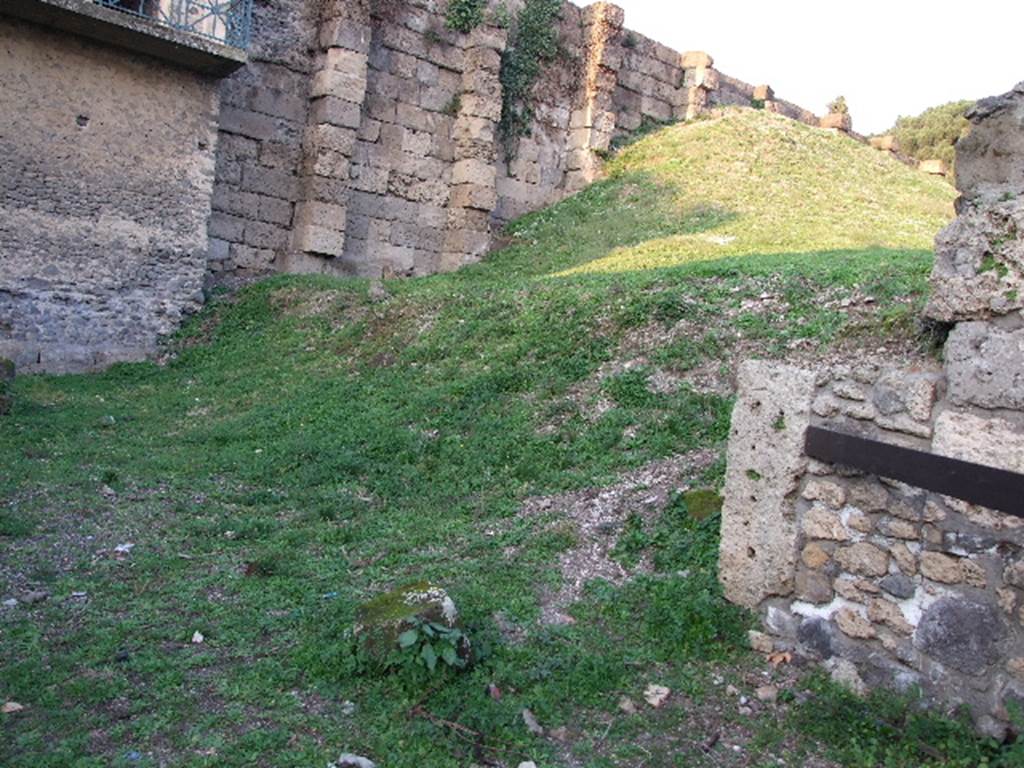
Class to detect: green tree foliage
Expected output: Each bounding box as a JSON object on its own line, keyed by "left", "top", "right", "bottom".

{"left": 889, "top": 100, "right": 974, "bottom": 169}
{"left": 827, "top": 95, "right": 849, "bottom": 115}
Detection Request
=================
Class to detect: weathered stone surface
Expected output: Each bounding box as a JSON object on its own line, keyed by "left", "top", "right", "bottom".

{"left": 879, "top": 574, "right": 915, "bottom": 600}
{"left": 933, "top": 411, "right": 1024, "bottom": 473}
{"left": 1003, "top": 560, "right": 1024, "bottom": 588}
{"left": 748, "top": 630, "right": 775, "bottom": 654}
{"left": 796, "top": 570, "right": 833, "bottom": 604}
{"left": 956, "top": 82, "right": 1024, "bottom": 203}
{"left": 919, "top": 159, "right": 948, "bottom": 176}
{"left": 920, "top": 552, "right": 966, "bottom": 584}
{"left": 915, "top": 598, "right": 1005, "bottom": 675}
{"left": 802, "top": 479, "right": 846, "bottom": 509}
{"left": 868, "top": 598, "right": 913, "bottom": 635}
{"left": 834, "top": 577, "right": 869, "bottom": 603}
{"left": 680, "top": 50, "right": 713, "bottom": 69}
{"left": 847, "top": 481, "right": 890, "bottom": 513}
{"left": 942, "top": 324, "right": 1024, "bottom": 410}
{"left": 331, "top": 754, "right": 376, "bottom": 768}
{"left": 803, "top": 505, "right": 850, "bottom": 541}
{"left": 797, "top": 617, "right": 836, "bottom": 659}
{"left": 836, "top": 607, "right": 875, "bottom": 639}
{"left": 802, "top": 542, "right": 831, "bottom": 569}
{"left": 1, "top": 17, "right": 217, "bottom": 372}
{"left": 835, "top": 543, "right": 889, "bottom": 577}
{"left": 926, "top": 201, "right": 1024, "bottom": 322}
{"left": 820, "top": 113, "right": 852, "bottom": 131}
{"left": 828, "top": 658, "right": 867, "bottom": 695}
{"left": 353, "top": 581, "right": 468, "bottom": 664}
{"left": 878, "top": 517, "right": 918, "bottom": 540}
{"left": 869, "top": 135, "right": 899, "bottom": 152}
{"left": 720, "top": 362, "right": 817, "bottom": 607}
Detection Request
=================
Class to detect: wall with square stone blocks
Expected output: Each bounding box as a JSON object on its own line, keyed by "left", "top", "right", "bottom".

{"left": 210, "top": 0, "right": 821, "bottom": 281}
{"left": 0, "top": 0, "right": 825, "bottom": 372}
{"left": 720, "top": 82, "right": 1024, "bottom": 739}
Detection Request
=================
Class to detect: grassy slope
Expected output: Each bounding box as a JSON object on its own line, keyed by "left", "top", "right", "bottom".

{"left": 4, "top": 110, "right": 1005, "bottom": 768}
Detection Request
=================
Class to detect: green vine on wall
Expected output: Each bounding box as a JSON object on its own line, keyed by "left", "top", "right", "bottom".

{"left": 498, "top": 0, "right": 563, "bottom": 158}
{"left": 445, "top": 0, "right": 486, "bottom": 33}
{"left": 444, "top": 0, "right": 564, "bottom": 158}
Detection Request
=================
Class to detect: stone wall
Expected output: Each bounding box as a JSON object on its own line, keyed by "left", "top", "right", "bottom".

{"left": 1, "top": 0, "right": 822, "bottom": 371}
{"left": 0, "top": 15, "right": 220, "bottom": 373}
{"left": 720, "top": 82, "right": 1024, "bottom": 737}
{"left": 212, "top": 0, "right": 821, "bottom": 279}
{"left": 205, "top": 0, "right": 321, "bottom": 278}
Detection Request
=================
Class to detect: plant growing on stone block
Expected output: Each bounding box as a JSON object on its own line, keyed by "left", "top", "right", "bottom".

{"left": 397, "top": 617, "right": 469, "bottom": 672}
{"left": 445, "top": 0, "right": 486, "bottom": 33}
{"left": 352, "top": 582, "right": 472, "bottom": 675}
{"left": 827, "top": 96, "right": 849, "bottom": 115}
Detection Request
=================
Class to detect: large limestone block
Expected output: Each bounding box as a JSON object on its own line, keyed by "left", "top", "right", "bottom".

{"left": 944, "top": 322, "right": 1024, "bottom": 410}
{"left": 926, "top": 199, "right": 1024, "bottom": 322}
{"left": 292, "top": 223, "right": 345, "bottom": 256}
{"left": 720, "top": 361, "right": 818, "bottom": 608}
{"left": 820, "top": 113, "right": 853, "bottom": 132}
{"left": 869, "top": 135, "right": 899, "bottom": 152}
{"left": 919, "top": 159, "right": 948, "bottom": 176}
{"left": 956, "top": 82, "right": 1024, "bottom": 203}
{"left": 681, "top": 50, "right": 714, "bottom": 69}
{"left": 933, "top": 411, "right": 1024, "bottom": 474}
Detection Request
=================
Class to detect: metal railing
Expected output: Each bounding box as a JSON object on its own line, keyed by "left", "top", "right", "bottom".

{"left": 92, "top": 0, "right": 253, "bottom": 48}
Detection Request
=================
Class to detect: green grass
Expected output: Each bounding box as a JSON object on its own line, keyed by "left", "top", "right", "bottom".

{"left": 3, "top": 108, "right": 1002, "bottom": 767}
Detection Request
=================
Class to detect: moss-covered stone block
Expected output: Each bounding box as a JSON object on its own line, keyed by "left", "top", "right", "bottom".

{"left": 682, "top": 489, "right": 723, "bottom": 520}
{"left": 354, "top": 581, "right": 468, "bottom": 666}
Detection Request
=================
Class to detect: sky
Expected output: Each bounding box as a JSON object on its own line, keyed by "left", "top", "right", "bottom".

{"left": 614, "top": 0, "right": 1024, "bottom": 135}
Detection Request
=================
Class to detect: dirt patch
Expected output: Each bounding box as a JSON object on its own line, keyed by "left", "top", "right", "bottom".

{"left": 550, "top": 655, "right": 844, "bottom": 767}
{"left": 518, "top": 451, "right": 719, "bottom": 626}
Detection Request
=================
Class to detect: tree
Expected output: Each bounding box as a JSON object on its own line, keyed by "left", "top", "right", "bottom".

{"left": 827, "top": 96, "right": 849, "bottom": 115}
{"left": 887, "top": 100, "right": 974, "bottom": 170}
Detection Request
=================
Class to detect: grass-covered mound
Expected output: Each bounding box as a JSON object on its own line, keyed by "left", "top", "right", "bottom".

{"left": 5, "top": 109, "right": 1009, "bottom": 768}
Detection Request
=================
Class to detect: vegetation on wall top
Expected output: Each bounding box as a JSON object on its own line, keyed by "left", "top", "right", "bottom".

{"left": 827, "top": 95, "right": 849, "bottom": 115}
{"left": 444, "top": 0, "right": 486, "bottom": 33}
{"left": 443, "top": 0, "right": 564, "bottom": 158}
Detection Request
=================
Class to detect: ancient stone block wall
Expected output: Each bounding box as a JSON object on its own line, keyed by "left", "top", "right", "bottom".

{"left": 720, "top": 82, "right": 1024, "bottom": 737}
{"left": 205, "top": 0, "right": 321, "bottom": 278}
{"left": 0, "top": 15, "right": 220, "bottom": 373}
{"left": 0, "top": 0, "right": 823, "bottom": 371}
{"left": 212, "top": 0, "right": 821, "bottom": 279}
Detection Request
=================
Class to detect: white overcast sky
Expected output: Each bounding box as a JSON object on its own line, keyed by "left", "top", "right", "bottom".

{"left": 614, "top": 0, "right": 1023, "bottom": 135}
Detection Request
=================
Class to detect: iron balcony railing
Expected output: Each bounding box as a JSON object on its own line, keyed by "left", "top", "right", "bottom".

{"left": 92, "top": 0, "right": 253, "bottom": 48}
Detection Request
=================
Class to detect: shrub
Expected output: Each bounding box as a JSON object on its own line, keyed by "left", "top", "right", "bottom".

{"left": 445, "top": 0, "right": 486, "bottom": 33}
{"left": 498, "top": 0, "right": 563, "bottom": 157}
{"left": 827, "top": 96, "right": 850, "bottom": 115}
{"left": 888, "top": 100, "right": 973, "bottom": 171}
